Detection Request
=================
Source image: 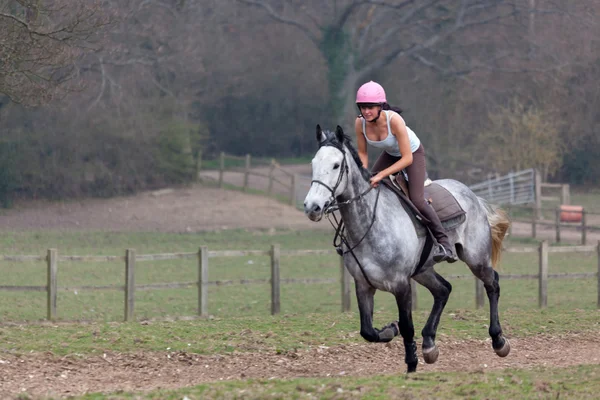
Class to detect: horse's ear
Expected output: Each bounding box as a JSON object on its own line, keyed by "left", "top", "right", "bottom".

{"left": 335, "top": 125, "right": 345, "bottom": 143}
{"left": 316, "top": 124, "right": 324, "bottom": 143}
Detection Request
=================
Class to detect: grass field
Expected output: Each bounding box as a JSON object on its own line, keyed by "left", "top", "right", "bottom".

{"left": 75, "top": 364, "right": 600, "bottom": 400}
{"left": 1, "top": 229, "right": 600, "bottom": 399}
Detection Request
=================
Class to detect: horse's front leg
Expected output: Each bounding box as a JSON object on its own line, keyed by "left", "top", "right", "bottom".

{"left": 355, "top": 281, "right": 399, "bottom": 343}
{"left": 393, "top": 281, "right": 418, "bottom": 373}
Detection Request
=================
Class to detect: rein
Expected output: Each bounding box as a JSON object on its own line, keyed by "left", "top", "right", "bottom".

{"left": 310, "top": 145, "right": 379, "bottom": 288}
{"left": 326, "top": 186, "right": 380, "bottom": 255}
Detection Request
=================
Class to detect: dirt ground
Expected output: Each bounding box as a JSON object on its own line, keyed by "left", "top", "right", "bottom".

{"left": 1, "top": 332, "right": 599, "bottom": 398}
{"left": 1, "top": 167, "right": 596, "bottom": 243}
{"left": 0, "top": 184, "right": 330, "bottom": 233}
{"left": 0, "top": 175, "right": 599, "bottom": 398}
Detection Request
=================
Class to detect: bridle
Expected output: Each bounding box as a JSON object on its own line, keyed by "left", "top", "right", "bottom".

{"left": 309, "top": 149, "right": 349, "bottom": 207}
{"left": 310, "top": 145, "right": 377, "bottom": 215}
{"left": 310, "top": 144, "right": 380, "bottom": 287}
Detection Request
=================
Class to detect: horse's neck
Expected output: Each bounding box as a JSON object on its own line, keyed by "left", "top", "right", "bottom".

{"left": 338, "top": 154, "right": 370, "bottom": 202}
{"left": 337, "top": 160, "right": 378, "bottom": 238}
{"left": 338, "top": 160, "right": 415, "bottom": 246}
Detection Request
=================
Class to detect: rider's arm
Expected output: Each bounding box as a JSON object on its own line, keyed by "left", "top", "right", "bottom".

{"left": 373, "top": 113, "right": 413, "bottom": 179}
{"left": 355, "top": 117, "right": 369, "bottom": 168}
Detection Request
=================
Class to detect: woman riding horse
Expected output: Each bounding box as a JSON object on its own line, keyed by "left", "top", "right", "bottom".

{"left": 354, "top": 80, "right": 456, "bottom": 263}
{"left": 304, "top": 125, "right": 511, "bottom": 373}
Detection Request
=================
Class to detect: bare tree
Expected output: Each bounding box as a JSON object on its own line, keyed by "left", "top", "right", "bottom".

{"left": 235, "top": 1, "right": 536, "bottom": 124}
{"left": 0, "top": 0, "right": 110, "bottom": 105}
{"left": 479, "top": 98, "right": 564, "bottom": 180}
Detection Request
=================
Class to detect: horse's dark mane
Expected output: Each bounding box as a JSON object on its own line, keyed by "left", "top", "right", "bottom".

{"left": 320, "top": 129, "right": 371, "bottom": 182}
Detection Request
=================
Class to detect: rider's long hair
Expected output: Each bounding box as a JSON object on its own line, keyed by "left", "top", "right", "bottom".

{"left": 382, "top": 102, "right": 403, "bottom": 115}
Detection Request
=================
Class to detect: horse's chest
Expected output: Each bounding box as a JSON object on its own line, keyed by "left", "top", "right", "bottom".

{"left": 346, "top": 247, "right": 412, "bottom": 289}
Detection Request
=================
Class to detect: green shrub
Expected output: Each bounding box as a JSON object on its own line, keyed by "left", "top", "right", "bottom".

{"left": 154, "top": 120, "right": 207, "bottom": 184}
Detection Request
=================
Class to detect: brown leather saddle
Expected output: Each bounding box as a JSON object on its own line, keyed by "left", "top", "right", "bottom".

{"left": 381, "top": 174, "right": 466, "bottom": 237}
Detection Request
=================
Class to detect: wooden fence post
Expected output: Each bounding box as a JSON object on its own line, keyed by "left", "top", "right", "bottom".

{"left": 531, "top": 204, "right": 537, "bottom": 239}
{"left": 539, "top": 241, "right": 548, "bottom": 308}
{"left": 475, "top": 278, "right": 485, "bottom": 309}
{"left": 244, "top": 154, "right": 251, "bottom": 191}
{"left": 290, "top": 174, "right": 297, "bottom": 206}
{"left": 341, "top": 256, "right": 351, "bottom": 312}
{"left": 268, "top": 160, "right": 275, "bottom": 195}
{"left": 271, "top": 244, "right": 280, "bottom": 315}
{"left": 555, "top": 208, "right": 561, "bottom": 243}
{"left": 47, "top": 249, "right": 58, "bottom": 321}
{"left": 218, "top": 152, "right": 225, "bottom": 188}
{"left": 582, "top": 210, "right": 587, "bottom": 246}
{"left": 561, "top": 184, "right": 570, "bottom": 205}
{"left": 198, "top": 246, "right": 208, "bottom": 317}
{"left": 534, "top": 169, "right": 542, "bottom": 221}
{"left": 508, "top": 172, "right": 515, "bottom": 204}
{"left": 597, "top": 241, "right": 600, "bottom": 309}
{"left": 196, "top": 151, "right": 202, "bottom": 182}
{"left": 125, "top": 249, "right": 135, "bottom": 322}
{"left": 411, "top": 280, "right": 418, "bottom": 311}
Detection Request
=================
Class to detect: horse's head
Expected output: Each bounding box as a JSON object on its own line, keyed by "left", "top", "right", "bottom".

{"left": 304, "top": 124, "right": 368, "bottom": 221}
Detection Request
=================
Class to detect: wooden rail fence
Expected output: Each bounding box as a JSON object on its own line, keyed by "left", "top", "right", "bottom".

{"left": 535, "top": 173, "right": 571, "bottom": 216}
{"left": 1, "top": 242, "right": 599, "bottom": 322}
{"left": 507, "top": 204, "right": 600, "bottom": 245}
{"left": 213, "top": 152, "right": 298, "bottom": 206}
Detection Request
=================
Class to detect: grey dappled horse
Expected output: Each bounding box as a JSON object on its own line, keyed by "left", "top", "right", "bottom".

{"left": 304, "top": 125, "right": 511, "bottom": 373}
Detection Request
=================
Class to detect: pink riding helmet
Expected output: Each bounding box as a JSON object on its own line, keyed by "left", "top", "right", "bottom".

{"left": 356, "top": 81, "right": 387, "bottom": 104}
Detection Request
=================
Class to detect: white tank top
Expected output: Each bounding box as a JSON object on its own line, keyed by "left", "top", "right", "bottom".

{"left": 361, "top": 110, "right": 421, "bottom": 157}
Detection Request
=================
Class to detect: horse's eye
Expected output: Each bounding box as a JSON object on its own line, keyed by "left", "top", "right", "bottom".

{"left": 333, "top": 163, "right": 340, "bottom": 170}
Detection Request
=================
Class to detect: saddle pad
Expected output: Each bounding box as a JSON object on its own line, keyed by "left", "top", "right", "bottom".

{"left": 380, "top": 178, "right": 466, "bottom": 236}
{"left": 424, "top": 183, "right": 466, "bottom": 222}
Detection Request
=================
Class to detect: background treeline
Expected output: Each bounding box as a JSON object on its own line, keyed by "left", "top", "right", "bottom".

{"left": 1, "top": 0, "right": 599, "bottom": 206}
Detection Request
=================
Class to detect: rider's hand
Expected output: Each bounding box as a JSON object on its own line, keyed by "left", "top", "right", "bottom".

{"left": 370, "top": 173, "right": 384, "bottom": 188}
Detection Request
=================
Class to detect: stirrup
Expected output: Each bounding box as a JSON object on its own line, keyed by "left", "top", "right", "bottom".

{"left": 433, "top": 244, "right": 457, "bottom": 263}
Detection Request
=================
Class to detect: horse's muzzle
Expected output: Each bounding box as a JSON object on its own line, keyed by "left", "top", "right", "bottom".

{"left": 304, "top": 201, "right": 329, "bottom": 222}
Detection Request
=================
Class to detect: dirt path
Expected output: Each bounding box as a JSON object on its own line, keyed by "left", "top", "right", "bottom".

{"left": 1, "top": 178, "right": 597, "bottom": 243}
{"left": 1, "top": 333, "right": 599, "bottom": 398}
{"left": 0, "top": 184, "right": 329, "bottom": 233}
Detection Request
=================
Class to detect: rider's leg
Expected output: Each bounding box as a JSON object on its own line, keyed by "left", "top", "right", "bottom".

{"left": 406, "top": 145, "right": 457, "bottom": 263}
{"left": 371, "top": 151, "right": 398, "bottom": 175}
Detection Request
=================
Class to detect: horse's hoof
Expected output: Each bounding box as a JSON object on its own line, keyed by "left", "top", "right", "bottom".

{"left": 494, "top": 338, "right": 511, "bottom": 357}
{"left": 389, "top": 321, "right": 399, "bottom": 336}
{"left": 422, "top": 345, "right": 439, "bottom": 364}
{"left": 378, "top": 321, "right": 399, "bottom": 342}
{"left": 406, "top": 362, "right": 418, "bottom": 373}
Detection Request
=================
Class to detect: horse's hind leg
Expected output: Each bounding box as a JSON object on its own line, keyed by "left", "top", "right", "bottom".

{"left": 468, "top": 262, "right": 510, "bottom": 357}
{"left": 412, "top": 268, "right": 452, "bottom": 364}
{"left": 393, "top": 281, "right": 419, "bottom": 373}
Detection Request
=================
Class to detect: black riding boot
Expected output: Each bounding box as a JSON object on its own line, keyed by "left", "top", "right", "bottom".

{"left": 418, "top": 202, "right": 457, "bottom": 263}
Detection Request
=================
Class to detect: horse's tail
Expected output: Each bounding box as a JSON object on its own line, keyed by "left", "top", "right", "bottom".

{"left": 478, "top": 197, "right": 510, "bottom": 269}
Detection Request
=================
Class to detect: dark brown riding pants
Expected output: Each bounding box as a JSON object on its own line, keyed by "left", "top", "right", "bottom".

{"left": 371, "top": 145, "right": 451, "bottom": 248}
